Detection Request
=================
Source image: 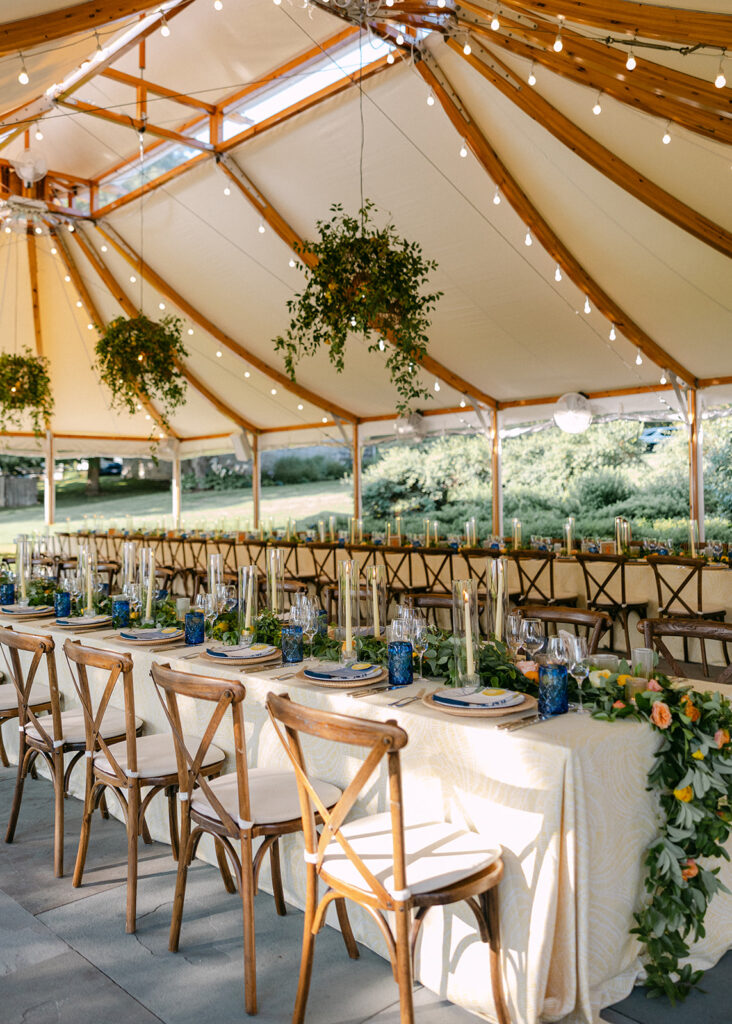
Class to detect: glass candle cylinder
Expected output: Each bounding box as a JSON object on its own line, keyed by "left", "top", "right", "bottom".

{"left": 185, "top": 609, "right": 205, "bottom": 646}
{"left": 329, "top": 516, "right": 336, "bottom": 543}
{"left": 78, "top": 542, "right": 97, "bottom": 615}
{"left": 318, "top": 519, "right": 326, "bottom": 543}
{"left": 423, "top": 518, "right": 430, "bottom": 548}
{"left": 357, "top": 518, "right": 363, "bottom": 543}
{"left": 15, "top": 534, "right": 30, "bottom": 605}
{"left": 238, "top": 564, "right": 258, "bottom": 636}
{"left": 614, "top": 516, "right": 626, "bottom": 555}
{"left": 395, "top": 516, "right": 402, "bottom": 546}
{"left": 266, "top": 548, "right": 284, "bottom": 616}
{"left": 433, "top": 521, "right": 439, "bottom": 546}
{"left": 621, "top": 519, "right": 632, "bottom": 553}
{"left": 564, "top": 517, "right": 575, "bottom": 556}
{"left": 54, "top": 589, "right": 71, "bottom": 618}
{"left": 488, "top": 557, "right": 508, "bottom": 643}
{"left": 112, "top": 596, "right": 130, "bottom": 629}
{"left": 139, "top": 546, "right": 156, "bottom": 623}
{"left": 452, "top": 579, "right": 480, "bottom": 686}
{"left": 632, "top": 647, "right": 655, "bottom": 678}
{"left": 122, "top": 540, "right": 137, "bottom": 589}
{"left": 208, "top": 552, "right": 223, "bottom": 597}
{"left": 338, "top": 559, "right": 359, "bottom": 664}
{"left": 388, "top": 639, "right": 414, "bottom": 688}
{"left": 689, "top": 518, "right": 699, "bottom": 557}
{"left": 281, "top": 624, "right": 304, "bottom": 664}
{"left": 538, "top": 663, "right": 569, "bottom": 716}
{"left": 364, "top": 564, "right": 386, "bottom": 639}
{"left": 512, "top": 518, "right": 522, "bottom": 551}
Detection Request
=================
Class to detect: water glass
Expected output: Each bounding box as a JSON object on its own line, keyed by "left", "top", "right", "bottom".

{"left": 411, "top": 612, "right": 428, "bottom": 680}
{"left": 281, "top": 624, "right": 304, "bottom": 664}
{"left": 632, "top": 647, "right": 655, "bottom": 678}
{"left": 506, "top": 612, "right": 522, "bottom": 661}
{"left": 185, "top": 610, "right": 205, "bottom": 646}
{"left": 520, "top": 617, "right": 544, "bottom": 660}
{"left": 592, "top": 653, "right": 619, "bottom": 673}
{"left": 538, "top": 663, "right": 569, "bottom": 716}
{"left": 112, "top": 596, "right": 130, "bottom": 629}
{"left": 388, "top": 639, "right": 414, "bottom": 688}
{"left": 54, "top": 589, "right": 71, "bottom": 618}
{"left": 563, "top": 635, "right": 590, "bottom": 711}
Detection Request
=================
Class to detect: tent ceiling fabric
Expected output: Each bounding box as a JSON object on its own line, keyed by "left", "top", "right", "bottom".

{"left": 0, "top": 0, "right": 730, "bottom": 457}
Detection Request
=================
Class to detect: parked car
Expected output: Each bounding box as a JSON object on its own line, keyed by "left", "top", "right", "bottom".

{"left": 99, "top": 459, "right": 123, "bottom": 476}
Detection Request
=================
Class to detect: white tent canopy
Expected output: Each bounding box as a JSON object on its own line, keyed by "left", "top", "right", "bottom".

{"left": 0, "top": 0, "right": 729, "bottom": 463}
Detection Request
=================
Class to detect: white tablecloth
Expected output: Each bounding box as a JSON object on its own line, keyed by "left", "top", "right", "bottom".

{"left": 1, "top": 620, "right": 730, "bottom": 1024}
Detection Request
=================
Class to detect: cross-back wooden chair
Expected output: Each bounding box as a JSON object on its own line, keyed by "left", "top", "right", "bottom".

{"left": 0, "top": 626, "right": 129, "bottom": 877}
{"left": 64, "top": 640, "right": 225, "bottom": 933}
{"left": 379, "top": 546, "right": 415, "bottom": 606}
{"left": 413, "top": 548, "right": 454, "bottom": 595}
{"left": 518, "top": 605, "right": 612, "bottom": 655}
{"left": 150, "top": 662, "right": 348, "bottom": 1016}
{"left": 574, "top": 553, "right": 648, "bottom": 656}
{"left": 639, "top": 618, "right": 732, "bottom": 683}
{"left": 509, "top": 550, "right": 578, "bottom": 607}
{"left": 645, "top": 554, "right": 726, "bottom": 671}
{"left": 266, "top": 693, "right": 509, "bottom": 1024}
{"left": 0, "top": 663, "right": 52, "bottom": 769}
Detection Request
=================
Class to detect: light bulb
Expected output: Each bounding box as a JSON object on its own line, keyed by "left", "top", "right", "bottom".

{"left": 716, "top": 70, "right": 727, "bottom": 89}
{"left": 270, "top": 388, "right": 277, "bottom": 395}
{"left": 459, "top": 140, "right": 468, "bottom": 157}
{"left": 396, "top": 33, "right": 405, "bottom": 46}
{"left": 437, "top": 0, "right": 445, "bottom": 7}
{"left": 322, "top": 416, "right": 328, "bottom": 423}
{"left": 378, "top": 339, "right": 386, "bottom": 351}
{"left": 386, "top": 52, "right": 395, "bottom": 64}
{"left": 387, "top": 0, "right": 394, "bottom": 5}
{"left": 626, "top": 52, "right": 636, "bottom": 71}
{"left": 258, "top": 222, "right": 265, "bottom": 233}
{"left": 64, "top": 275, "right": 71, "bottom": 282}
{"left": 187, "top": 328, "right": 194, "bottom": 335}
{"left": 492, "top": 185, "right": 501, "bottom": 205}
{"left": 34, "top": 123, "right": 43, "bottom": 141}
{"left": 214, "top": 0, "right": 223, "bottom": 8}
{"left": 18, "top": 55, "right": 29, "bottom": 85}
{"left": 524, "top": 229, "right": 532, "bottom": 246}
{"left": 138, "top": 354, "right": 145, "bottom": 362}
{"left": 583, "top": 295, "right": 591, "bottom": 314}
{"left": 75, "top": 300, "right": 82, "bottom": 308}
{"left": 609, "top": 324, "right": 617, "bottom": 341}
{"left": 159, "top": 302, "right": 165, "bottom": 310}
{"left": 593, "top": 93, "right": 602, "bottom": 115}
{"left": 427, "top": 90, "right": 435, "bottom": 106}
{"left": 100, "top": 244, "right": 108, "bottom": 252}
{"left": 553, "top": 29, "right": 563, "bottom": 53}
{"left": 160, "top": 15, "right": 170, "bottom": 36}
{"left": 434, "top": 380, "right": 441, "bottom": 392}
{"left": 67, "top": 224, "right": 74, "bottom": 232}
{"left": 273, "top": 0, "right": 281, "bottom": 5}
{"left": 635, "top": 348, "right": 643, "bottom": 365}
{"left": 87, "top": 323, "right": 94, "bottom": 330}
{"left": 223, "top": 186, "right": 231, "bottom": 195}
{"left": 554, "top": 264, "right": 562, "bottom": 282}
{"left": 297, "top": 403, "right": 304, "bottom": 410}
{"left": 34, "top": 225, "right": 42, "bottom": 235}
{"left": 50, "top": 247, "right": 57, "bottom": 254}
{"left": 490, "top": 15, "right": 500, "bottom": 31}
{"left": 4, "top": 226, "right": 11, "bottom": 234}
{"left": 662, "top": 126, "right": 671, "bottom": 145}
{"left": 130, "top": 275, "right": 136, "bottom": 283}
{"left": 460, "top": 399, "right": 466, "bottom": 408}
{"left": 528, "top": 65, "right": 536, "bottom": 86}
{"left": 216, "top": 350, "right": 222, "bottom": 358}
{"left": 463, "top": 41, "right": 471, "bottom": 56}
{"left": 660, "top": 372, "right": 667, "bottom": 385}
{"left": 289, "top": 258, "right": 296, "bottom": 267}
{"left": 244, "top": 370, "right": 251, "bottom": 377}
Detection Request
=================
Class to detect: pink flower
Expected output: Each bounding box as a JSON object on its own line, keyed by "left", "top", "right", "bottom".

{"left": 715, "top": 728, "right": 730, "bottom": 749}
{"left": 647, "top": 679, "right": 663, "bottom": 692}
{"left": 613, "top": 700, "right": 626, "bottom": 709}
{"left": 650, "top": 701, "right": 672, "bottom": 729}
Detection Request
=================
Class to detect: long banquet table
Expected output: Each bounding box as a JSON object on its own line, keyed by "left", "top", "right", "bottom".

{"left": 1, "top": 616, "right": 730, "bottom": 1024}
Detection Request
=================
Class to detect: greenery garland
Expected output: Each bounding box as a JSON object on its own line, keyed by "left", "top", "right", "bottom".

{"left": 0, "top": 348, "right": 54, "bottom": 434}
{"left": 274, "top": 201, "right": 443, "bottom": 413}
{"left": 94, "top": 314, "right": 188, "bottom": 428}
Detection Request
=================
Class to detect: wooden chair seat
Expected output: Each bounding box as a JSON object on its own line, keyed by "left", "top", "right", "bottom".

{"left": 94, "top": 732, "right": 224, "bottom": 781}
{"left": 190, "top": 768, "right": 341, "bottom": 828}
{"left": 663, "top": 605, "right": 725, "bottom": 620}
{"left": 639, "top": 617, "right": 732, "bottom": 682}
{"left": 0, "top": 681, "right": 50, "bottom": 712}
{"left": 24, "top": 706, "right": 138, "bottom": 746}
{"left": 320, "top": 811, "right": 501, "bottom": 898}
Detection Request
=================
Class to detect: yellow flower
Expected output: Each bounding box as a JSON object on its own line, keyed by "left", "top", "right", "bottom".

{"left": 617, "top": 674, "right": 633, "bottom": 687}
{"left": 674, "top": 785, "right": 693, "bottom": 803}
{"left": 692, "top": 749, "right": 705, "bottom": 761}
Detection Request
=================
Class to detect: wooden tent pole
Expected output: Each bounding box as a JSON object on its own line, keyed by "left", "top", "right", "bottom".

{"left": 252, "top": 435, "right": 261, "bottom": 529}
{"left": 44, "top": 429, "right": 55, "bottom": 527}
{"left": 491, "top": 408, "right": 502, "bottom": 537}
{"left": 26, "top": 229, "right": 43, "bottom": 357}
{"left": 171, "top": 444, "right": 182, "bottom": 530}
{"left": 688, "top": 389, "right": 704, "bottom": 541}
{"left": 353, "top": 422, "right": 361, "bottom": 519}
{"left": 0, "top": 1, "right": 169, "bottom": 57}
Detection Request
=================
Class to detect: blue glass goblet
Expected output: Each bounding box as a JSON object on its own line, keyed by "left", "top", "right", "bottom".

{"left": 54, "top": 590, "right": 71, "bottom": 618}
{"left": 388, "top": 640, "right": 413, "bottom": 688}
{"left": 281, "top": 624, "right": 304, "bottom": 664}
{"left": 185, "top": 610, "right": 205, "bottom": 646}
{"left": 538, "top": 663, "right": 569, "bottom": 717}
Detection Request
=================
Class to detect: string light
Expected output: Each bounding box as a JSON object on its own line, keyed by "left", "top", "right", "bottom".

{"left": 214, "top": 0, "right": 223, "bottom": 8}
{"left": 87, "top": 323, "right": 94, "bottom": 330}
{"left": 34, "top": 225, "right": 42, "bottom": 235}
{"left": 609, "top": 323, "right": 617, "bottom": 341}
{"left": 158, "top": 302, "right": 165, "bottom": 310}
{"left": 527, "top": 62, "right": 536, "bottom": 86}
{"left": 322, "top": 416, "right": 328, "bottom": 423}
{"left": 258, "top": 222, "right": 265, "bottom": 233}
{"left": 492, "top": 185, "right": 501, "bottom": 205}
{"left": 270, "top": 388, "right": 277, "bottom": 395}
{"left": 463, "top": 40, "right": 472, "bottom": 56}
{"left": 490, "top": 14, "right": 500, "bottom": 31}
{"left": 4, "top": 226, "right": 11, "bottom": 234}
{"left": 223, "top": 186, "right": 231, "bottom": 196}
{"left": 554, "top": 263, "right": 562, "bottom": 282}
{"left": 553, "top": 22, "right": 563, "bottom": 53}
{"left": 660, "top": 371, "right": 667, "bottom": 385}
{"left": 459, "top": 139, "right": 468, "bottom": 157}
{"left": 130, "top": 275, "right": 137, "bottom": 283}
{"left": 67, "top": 224, "right": 74, "bottom": 232}
{"left": 216, "top": 350, "right": 222, "bottom": 358}
{"left": 18, "top": 54, "right": 29, "bottom": 85}
{"left": 583, "top": 295, "right": 592, "bottom": 314}
{"left": 396, "top": 33, "right": 405, "bottom": 46}
{"left": 297, "top": 403, "right": 304, "bottom": 410}
{"left": 635, "top": 347, "right": 643, "bottom": 365}
{"left": 715, "top": 52, "right": 727, "bottom": 89}
{"left": 289, "top": 258, "right": 296, "bottom": 267}
{"left": 662, "top": 123, "right": 671, "bottom": 144}
{"left": 244, "top": 370, "right": 251, "bottom": 377}
{"left": 75, "top": 300, "right": 82, "bottom": 307}
{"left": 64, "top": 275, "right": 71, "bottom": 282}
{"left": 592, "top": 92, "right": 602, "bottom": 115}
{"left": 100, "top": 244, "right": 108, "bottom": 252}
{"left": 160, "top": 13, "right": 170, "bottom": 36}
{"left": 524, "top": 229, "right": 532, "bottom": 246}
{"left": 459, "top": 399, "right": 466, "bottom": 408}
{"left": 33, "top": 123, "right": 43, "bottom": 141}
{"left": 437, "top": 0, "right": 445, "bottom": 7}
{"left": 434, "top": 380, "right": 441, "bottom": 392}
{"left": 386, "top": 52, "right": 395, "bottom": 64}
{"left": 50, "top": 247, "right": 57, "bottom": 254}
{"left": 427, "top": 89, "right": 435, "bottom": 106}
{"left": 187, "top": 328, "right": 194, "bottom": 335}
{"left": 273, "top": 0, "right": 282, "bottom": 5}
{"left": 378, "top": 339, "right": 386, "bottom": 351}
{"left": 626, "top": 48, "right": 637, "bottom": 71}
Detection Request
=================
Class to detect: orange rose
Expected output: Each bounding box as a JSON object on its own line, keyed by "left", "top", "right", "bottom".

{"left": 613, "top": 700, "right": 626, "bottom": 709}
{"left": 681, "top": 858, "right": 699, "bottom": 880}
{"left": 715, "top": 728, "right": 730, "bottom": 749}
{"left": 650, "top": 701, "right": 672, "bottom": 730}
{"left": 681, "top": 696, "right": 701, "bottom": 723}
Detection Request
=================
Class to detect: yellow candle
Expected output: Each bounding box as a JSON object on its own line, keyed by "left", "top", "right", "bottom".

{"left": 358, "top": 518, "right": 363, "bottom": 543}
{"left": 145, "top": 551, "right": 155, "bottom": 621}
{"left": 86, "top": 550, "right": 93, "bottom": 614}
{"left": 349, "top": 517, "right": 354, "bottom": 545}
{"left": 19, "top": 542, "right": 27, "bottom": 601}
{"left": 244, "top": 568, "right": 253, "bottom": 631}
{"left": 372, "top": 574, "right": 380, "bottom": 639}
{"left": 424, "top": 518, "right": 430, "bottom": 548}
{"left": 495, "top": 562, "right": 504, "bottom": 640}
{"left": 345, "top": 563, "right": 353, "bottom": 657}
{"left": 434, "top": 523, "right": 438, "bottom": 546}
{"left": 395, "top": 516, "right": 401, "bottom": 545}
{"left": 464, "top": 588, "right": 475, "bottom": 677}
{"left": 386, "top": 523, "right": 391, "bottom": 546}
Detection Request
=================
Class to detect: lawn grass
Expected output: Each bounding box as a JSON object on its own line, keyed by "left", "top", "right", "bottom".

{"left": 0, "top": 475, "right": 354, "bottom": 548}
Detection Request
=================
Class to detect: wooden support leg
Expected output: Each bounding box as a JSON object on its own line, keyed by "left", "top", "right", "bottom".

{"left": 5, "top": 737, "right": 31, "bottom": 843}
{"left": 292, "top": 865, "right": 319, "bottom": 1024}
{"left": 335, "top": 897, "right": 359, "bottom": 959}
{"left": 0, "top": 721, "right": 8, "bottom": 768}
{"left": 126, "top": 782, "right": 140, "bottom": 934}
{"left": 73, "top": 767, "right": 96, "bottom": 888}
{"left": 269, "top": 838, "right": 287, "bottom": 917}
{"left": 99, "top": 790, "right": 109, "bottom": 819}
{"left": 484, "top": 890, "right": 510, "bottom": 1024}
{"left": 215, "top": 838, "right": 237, "bottom": 894}
{"left": 394, "top": 903, "right": 415, "bottom": 1024}
{"left": 166, "top": 787, "right": 179, "bottom": 861}
{"left": 240, "top": 833, "right": 257, "bottom": 1015}
{"left": 53, "top": 749, "right": 65, "bottom": 878}
{"left": 169, "top": 819, "right": 192, "bottom": 952}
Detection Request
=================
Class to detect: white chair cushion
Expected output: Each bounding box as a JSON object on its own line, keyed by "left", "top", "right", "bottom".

{"left": 24, "top": 707, "right": 140, "bottom": 745}
{"left": 0, "top": 682, "right": 52, "bottom": 713}
{"left": 320, "top": 812, "right": 501, "bottom": 898}
{"left": 95, "top": 733, "right": 224, "bottom": 780}
{"left": 191, "top": 768, "right": 341, "bottom": 827}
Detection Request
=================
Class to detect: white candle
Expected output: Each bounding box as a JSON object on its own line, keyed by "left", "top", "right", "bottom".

{"left": 495, "top": 561, "right": 504, "bottom": 641}
{"left": 464, "top": 588, "right": 475, "bottom": 677}
{"left": 19, "top": 544, "right": 27, "bottom": 601}
{"left": 434, "top": 523, "right": 438, "bottom": 545}
{"left": 395, "top": 517, "right": 401, "bottom": 545}
{"left": 345, "top": 564, "right": 353, "bottom": 657}
{"left": 372, "top": 574, "right": 380, "bottom": 639}
{"left": 386, "top": 523, "right": 391, "bottom": 546}
{"left": 86, "top": 551, "right": 93, "bottom": 614}
{"left": 244, "top": 569, "right": 253, "bottom": 631}
{"left": 145, "top": 551, "right": 155, "bottom": 621}
{"left": 349, "top": 517, "right": 354, "bottom": 545}
{"left": 358, "top": 518, "right": 363, "bottom": 543}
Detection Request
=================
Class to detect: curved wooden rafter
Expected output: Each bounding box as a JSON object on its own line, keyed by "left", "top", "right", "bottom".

{"left": 448, "top": 37, "right": 732, "bottom": 258}
{"left": 0, "top": 0, "right": 165, "bottom": 57}
{"left": 70, "top": 226, "right": 259, "bottom": 434}
{"left": 417, "top": 52, "right": 697, "bottom": 386}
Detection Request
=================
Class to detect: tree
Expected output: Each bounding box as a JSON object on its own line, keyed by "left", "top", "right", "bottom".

{"left": 86, "top": 457, "right": 101, "bottom": 496}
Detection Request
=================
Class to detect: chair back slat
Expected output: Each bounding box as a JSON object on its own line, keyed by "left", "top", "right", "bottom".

{"left": 574, "top": 553, "right": 627, "bottom": 607}
{"left": 0, "top": 626, "right": 62, "bottom": 746}
{"left": 416, "top": 549, "right": 453, "bottom": 593}
{"left": 640, "top": 617, "right": 732, "bottom": 682}
{"left": 519, "top": 604, "right": 611, "bottom": 654}
{"left": 266, "top": 692, "right": 409, "bottom": 907}
{"left": 510, "top": 551, "right": 555, "bottom": 604}
{"left": 646, "top": 554, "right": 705, "bottom": 616}
{"left": 151, "top": 662, "right": 247, "bottom": 834}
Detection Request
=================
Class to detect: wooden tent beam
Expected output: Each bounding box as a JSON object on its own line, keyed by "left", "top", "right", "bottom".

{"left": 26, "top": 230, "right": 43, "bottom": 357}
{"left": 72, "top": 227, "right": 259, "bottom": 433}
{"left": 418, "top": 55, "right": 697, "bottom": 387}
{"left": 93, "top": 153, "right": 207, "bottom": 218}
{"left": 217, "top": 154, "right": 497, "bottom": 409}
{"left": 450, "top": 38, "right": 732, "bottom": 259}
{"left": 493, "top": 0, "right": 732, "bottom": 52}
{"left": 101, "top": 68, "right": 217, "bottom": 114}
{"left": 52, "top": 226, "right": 177, "bottom": 438}
{"left": 94, "top": 222, "right": 360, "bottom": 422}
{"left": 56, "top": 98, "right": 213, "bottom": 152}
{"left": 0, "top": 0, "right": 165, "bottom": 57}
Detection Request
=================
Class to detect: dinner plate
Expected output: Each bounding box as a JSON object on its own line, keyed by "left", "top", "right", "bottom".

{"left": 303, "top": 663, "right": 381, "bottom": 682}
{"left": 422, "top": 691, "right": 537, "bottom": 718}
{"left": 296, "top": 665, "right": 387, "bottom": 688}
{"left": 200, "top": 643, "right": 280, "bottom": 666}
{"left": 431, "top": 686, "right": 525, "bottom": 710}
{"left": 1, "top": 604, "right": 54, "bottom": 617}
{"left": 118, "top": 628, "right": 184, "bottom": 645}
{"left": 55, "top": 615, "right": 112, "bottom": 630}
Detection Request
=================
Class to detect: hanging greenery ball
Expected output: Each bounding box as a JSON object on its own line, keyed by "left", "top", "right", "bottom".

{"left": 95, "top": 313, "right": 188, "bottom": 429}
{"left": 0, "top": 348, "right": 54, "bottom": 435}
{"left": 274, "top": 201, "right": 442, "bottom": 414}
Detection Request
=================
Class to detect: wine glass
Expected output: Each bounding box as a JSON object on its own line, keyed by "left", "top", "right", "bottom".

{"left": 520, "top": 617, "right": 544, "bottom": 660}
{"left": 302, "top": 600, "right": 319, "bottom": 664}
{"left": 545, "top": 636, "right": 567, "bottom": 664}
{"left": 506, "top": 612, "right": 523, "bottom": 662}
{"left": 196, "top": 592, "right": 217, "bottom": 634}
{"left": 411, "top": 612, "right": 428, "bottom": 680}
{"left": 563, "top": 635, "right": 590, "bottom": 711}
